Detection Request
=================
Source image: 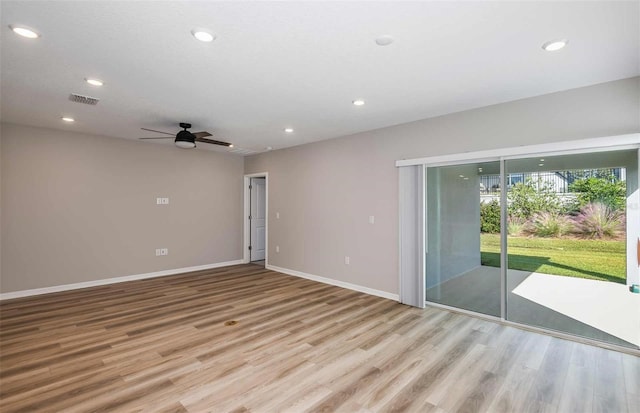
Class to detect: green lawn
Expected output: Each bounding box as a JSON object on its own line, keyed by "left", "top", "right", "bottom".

{"left": 480, "top": 234, "right": 626, "bottom": 284}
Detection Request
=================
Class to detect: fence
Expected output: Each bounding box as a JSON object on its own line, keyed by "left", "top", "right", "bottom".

{"left": 479, "top": 168, "right": 624, "bottom": 194}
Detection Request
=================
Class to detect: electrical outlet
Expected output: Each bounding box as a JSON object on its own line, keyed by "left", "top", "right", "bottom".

{"left": 369, "top": 215, "right": 375, "bottom": 224}
{"left": 345, "top": 256, "right": 350, "bottom": 265}
{"left": 276, "top": 212, "right": 280, "bottom": 219}
{"left": 276, "top": 245, "right": 280, "bottom": 253}
{"left": 156, "top": 198, "right": 162, "bottom": 205}
{"left": 156, "top": 197, "right": 169, "bottom": 205}
{"left": 156, "top": 248, "right": 168, "bottom": 256}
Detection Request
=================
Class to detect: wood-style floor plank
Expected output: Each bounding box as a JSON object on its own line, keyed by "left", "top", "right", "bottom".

{"left": 0, "top": 264, "right": 636, "bottom": 412}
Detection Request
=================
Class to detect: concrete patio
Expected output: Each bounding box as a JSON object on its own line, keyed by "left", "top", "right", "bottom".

{"left": 426, "top": 266, "right": 640, "bottom": 349}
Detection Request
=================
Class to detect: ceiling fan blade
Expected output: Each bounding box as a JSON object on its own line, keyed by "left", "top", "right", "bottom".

{"left": 141, "top": 128, "right": 175, "bottom": 136}
{"left": 195, "top": 137, "right": 233, "bottom": 147}
{"left": 139, "top": 137, "right": 174, "bottom": 140}
{"left": 193, "top": 131, "right": 212, "bottom": 139}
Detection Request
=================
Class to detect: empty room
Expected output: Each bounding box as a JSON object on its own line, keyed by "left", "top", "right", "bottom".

{"left": 1, "top": 1, "right": 639, "bottom": 412}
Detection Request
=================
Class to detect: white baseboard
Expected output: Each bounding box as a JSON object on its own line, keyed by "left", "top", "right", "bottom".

{"left": 266, "top": 264, "right": 399, "bottom": 302}
{"left": 0, "top": 260, "right": 244, "bottom": 301}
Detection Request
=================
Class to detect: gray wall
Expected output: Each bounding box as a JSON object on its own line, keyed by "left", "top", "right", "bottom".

{"left": 2, "top": 77, "right": 637, "bottom": 295}
{"left": 245, "top": 77, "right": 640, "bottom": 295}
{"left": 1, "top": 123, "right": 244, "bottom": 293}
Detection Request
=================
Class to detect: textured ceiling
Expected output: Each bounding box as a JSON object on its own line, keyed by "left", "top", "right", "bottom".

{"left": 1, "top": 1, "right": 638, "bottom": 154}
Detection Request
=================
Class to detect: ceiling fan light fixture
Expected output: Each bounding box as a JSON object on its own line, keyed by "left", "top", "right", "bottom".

{"left": 140, "top": 124, "right": 228, "bottom": 149}
{"left": 175, "top": 140, "right": 196, "bottom": 149}
{"left": 175, "top": 129, "right": 196, "bottom": 149}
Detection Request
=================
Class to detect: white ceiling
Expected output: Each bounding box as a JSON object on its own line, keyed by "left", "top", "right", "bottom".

{"left": 1, "top": 1, "right": 638, "bottom": 154}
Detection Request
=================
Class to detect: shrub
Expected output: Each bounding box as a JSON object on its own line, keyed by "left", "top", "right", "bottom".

{"left": 562, "top": 196, "right": 583, "bottom": 215}
{"left": 480, "top": 200, "right": 501, "bottom": 233}
{"left": 526, "top": 212, "right": 573, "bottom": 237}
{"left": 573, "top": 202, "right": 625, "bottom": 238}
{"left": 508, "top": 178, "right": 561, "bottom": 220}
{"left": 569, "top": 176, "right": 626, "bottom": 211}
{"left": 507, "top": 217, "right": 526, "bottom": 236}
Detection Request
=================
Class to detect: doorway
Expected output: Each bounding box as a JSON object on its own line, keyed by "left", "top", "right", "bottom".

{"left": 424, "top": 147, "right": 639, "bottom": 350}
{"left": 503, "top": 149, "right": 638, "bottom": 348}
{"left": 244, "top": 173, "right": 268, "bottom": 266}
{"left": 250, "top": 177, "right": 266, "bottom": 262}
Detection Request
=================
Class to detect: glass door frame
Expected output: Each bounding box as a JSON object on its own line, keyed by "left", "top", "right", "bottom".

{"left": 411, "top": 134, "right": 640, "bottom": 353}
{"left": 424, "top": 158, "right": 503, "bottom": 317}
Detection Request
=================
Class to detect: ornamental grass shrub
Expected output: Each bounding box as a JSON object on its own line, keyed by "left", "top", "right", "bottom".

{"left": 573, "top": 202, "right": 625, "bottom": 238}
{"left": 526, "top": 212, "right": 574, "bottom": 237}
{"left": 507, "top": 217, "right": 526, "bottom": 236}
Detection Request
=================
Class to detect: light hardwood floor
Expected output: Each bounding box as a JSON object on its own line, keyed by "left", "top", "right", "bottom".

{"left": 1, "top": 264, "right": 638, "bottom": 413}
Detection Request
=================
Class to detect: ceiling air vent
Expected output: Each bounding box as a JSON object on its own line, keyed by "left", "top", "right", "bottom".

{"left": 69, "top": 93, "right": 100, "bottom": 105}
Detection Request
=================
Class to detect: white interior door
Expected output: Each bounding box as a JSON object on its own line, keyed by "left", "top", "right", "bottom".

{"left": 250, "top": 177, "right": 266, "bottom": 261}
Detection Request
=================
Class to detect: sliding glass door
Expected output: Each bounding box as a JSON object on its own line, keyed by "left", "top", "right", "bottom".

{"left": 424, "top": 148, "right": 639, "bottom": 350}
{"left": 425, "top": 161, "right": 501, "bottom": 317}
{"left": 505, "top": 149, "right": 638, "bottom": 349}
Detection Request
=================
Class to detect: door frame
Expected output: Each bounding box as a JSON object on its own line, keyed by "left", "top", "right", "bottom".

{"left": 398, "top": 133, "right": 640, "bottom": 353}
{"left": 410, "top": 134, "right": 639, "bottom": 288}
{"left": 243, "top": 172, "right": 269, "bottom": 264}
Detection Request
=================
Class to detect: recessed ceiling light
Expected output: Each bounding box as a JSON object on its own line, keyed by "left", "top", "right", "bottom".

{"left": 10, "top": 25, "right": 39, "bottom": 39}
{"left": 459, "top": 175, "right": 465, "bottom": 178}
{"left": 191, "top": 29, "right": 215, "bottom": 42}
{"left": 463, "top": 177, "right": 469, "bottom": 180}
{"left": 375, "top": 35, "right": 394, "bottom": 46}
{"left": 266, "top": 146, "right": 273, "bottom": 151}
{"left": 352, "top": 99, "right": 365, "bottom": 106}
{"left": 538, "top": 163, "right": 544, "bottom": 167}
{"left": 61, "top": 117, "right": 75, "bottom": 122}
{"left": 229, "top": 144, "right": 234, "bottom": 148}
{"left": 284, "top": 128, "right": 294, "bottom": 133}
{"left": 85, "top": 78, "right": 104, "bottom": 87}
{"left": 542, "top": 39, "right": 567, "bottom": 52}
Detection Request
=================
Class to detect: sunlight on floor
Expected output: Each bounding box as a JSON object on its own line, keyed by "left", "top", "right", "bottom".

{"left": 512, "top": 271, "right": 640, "bottom": 346}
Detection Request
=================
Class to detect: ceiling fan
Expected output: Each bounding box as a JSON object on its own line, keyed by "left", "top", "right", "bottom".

{"left": 140, "top": 123, "right": 233, "bottom": 149}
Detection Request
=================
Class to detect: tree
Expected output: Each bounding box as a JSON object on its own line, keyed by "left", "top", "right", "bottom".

{"left": 569, "top": 176, "right": 626, "bottom": 211}
{"left": 480, "top": 200, "right": 501, "bottom": 233}
{"left": 507, "top": 178, "right": 561, "bottom": 220}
